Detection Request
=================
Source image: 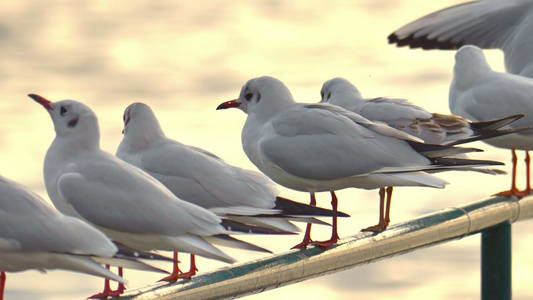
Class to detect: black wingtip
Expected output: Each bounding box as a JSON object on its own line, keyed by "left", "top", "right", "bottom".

{"left": 469, "top": 114, "right": 525, "bottom": 131}
{"left": 445, "top": 125, "right": 533, "bottom": 147}
{"left": 220, "top": 219, "right": 297, "bottom": 235}
{"left": 113, "top": 241, "right": 177, "bottom": 262}
{"left": 430, "top": 157, "right": 505, "bottom": 167}
{"left": 387, "top": 33, "right": 463, "bottom": 50}
{"left": 273, "top": 196, "right": 350, "bottom": 217}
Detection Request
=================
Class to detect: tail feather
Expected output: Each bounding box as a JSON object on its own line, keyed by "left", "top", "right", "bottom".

{"left": 225, "top": 216, "right": 301, "bottom": 232}
{"left": 220, "top": 219, "right": 297, "bottom": 235}
{"left": 285, "top": 217, "right": 331, "bottom": 226}
{"left": 113, "top": 241, "right": 176, "bottom": 262}
{"left": 168, "top": 234, "right": 237, "bottom": 264}
{"left": 469, "top": 114, "right": 525, "bottom": 132}
{"left": 52, "top": 255, "right": 127, "bottom": 284}
{"left": 205, "top": 235, "right": 272, "bottom": 254}
{"left": 406, "top": 140, "right": 482, "bottom": 158}
{"left": 445, "top": 126, "right": 533, "bottom": 146}
{"left": 429, "top": 157, "right": 505, "bottom": 167}
{"left": 91, "top": 256, "right": 169, "bottom": 274}
{"left": 272, "top": 196, "right": 350, "bottom": 217}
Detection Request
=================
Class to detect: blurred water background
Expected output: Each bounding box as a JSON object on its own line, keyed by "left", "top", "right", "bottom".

{"left": 1, "top": 0, "right": 532, "bottom": 299}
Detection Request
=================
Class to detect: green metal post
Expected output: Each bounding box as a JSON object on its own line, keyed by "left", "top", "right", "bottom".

{"left": 481, "top": 222, "right": 511, "bottom": 300}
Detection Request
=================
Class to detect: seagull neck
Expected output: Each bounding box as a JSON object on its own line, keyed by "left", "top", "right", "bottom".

{"left": 249, "top": 100, "right": 293, "bottom": 124}
{"left": 454, "top": 55, "right": 492, "bottom": 90}
{"left": 125, "top": 126, "right": 165, "bottom": 152}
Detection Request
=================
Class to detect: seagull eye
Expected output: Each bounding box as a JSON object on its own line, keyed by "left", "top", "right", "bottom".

{"left": 245, "top": 92, "right": 253, "bottom": 101}
{"left": 60, "top": 106, "right": 68, "bottom": 116}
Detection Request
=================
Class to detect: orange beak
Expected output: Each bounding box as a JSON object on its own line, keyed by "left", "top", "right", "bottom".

{"left": 28, "top": 94, "right": 52, "bottom": 110}
{"left": 216, "top": 99, "right": 240, "bottom": 110}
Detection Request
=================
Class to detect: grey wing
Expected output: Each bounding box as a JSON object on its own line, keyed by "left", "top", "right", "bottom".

{"left": 356, "top": 97, "right": 432, "bottom": 127}
{"left": 0, "top": 176, "right": 116, "bottom": 256}
{"left": 261, "top": 108, "right": 429, "bottom": 181}
{"left": 56, "top": 157, "right": 223, "bottom": 237}
{"left": 305, "top": 103, "right": 423, "bottom": 142}
{"left": 389, "top": 1, "right": 527, "bottom": 50}
{"left": 451, "top": 73, "right": 533, "bottom": 130}
{"left": 140, "top": 142, "right": 277, "bottom": 209}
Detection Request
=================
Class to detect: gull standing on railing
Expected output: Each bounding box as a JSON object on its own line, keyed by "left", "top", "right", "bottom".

{"left": 449, "top": 45, "right": 533, "bottom": 197}
{"left": 116, "top": 102, "right": 348, "bottom": 278}
{"left": 0, "top": 174, "right": 171, "bottom": 299}
{"left": 29, "top": 94, "right": 281, "bottom": 298}
{"left": 217, "top": 76, "right": 504, "bottom": 248}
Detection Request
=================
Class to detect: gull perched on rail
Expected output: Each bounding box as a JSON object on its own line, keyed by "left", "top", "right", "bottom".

{"left": 217, "top": 76, "right": 504, "bottom": 248}
{"left": 450, "top": 45, "right": 533, "bottom": 197}
{"left": 29, "top": 94, "right": 281, "bottom": 298}
{"left": 116, "top": 102, "right": 348, "bottom": 278}
{"left": 0, "top": 174, "right": 171, "bottom": 299}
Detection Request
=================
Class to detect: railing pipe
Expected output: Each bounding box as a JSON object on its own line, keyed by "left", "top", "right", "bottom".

{"left": 121, "top": 195, "right": 532, "bottom": 300}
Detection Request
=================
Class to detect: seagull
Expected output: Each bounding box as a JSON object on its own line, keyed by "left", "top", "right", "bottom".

{"left": 387, "top": 0, "right": 533, "bottom": 78}
{"left": 319, "top": 77, "right": 525, "bottom": 146}
{"left": 0, "top": 174, "right": 169, "bottom": 300}
{"left": 29, "top": 94, "right": 275, "bottom": 297}
{"left": 116, "top": 102, "right": 348, "bottom": 276}
{"left": 217, "top": 76, "right": 504, "bottom": 247}
{"left": 450, "top": 45, "right": 533, "bottom": 197}
{"left": 318, "top": 76, "right": 531, "bottom": 236}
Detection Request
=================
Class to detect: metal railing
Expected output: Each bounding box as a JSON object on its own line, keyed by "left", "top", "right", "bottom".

{"left": 121, "top": 195, "right": 533, "bottom": 300}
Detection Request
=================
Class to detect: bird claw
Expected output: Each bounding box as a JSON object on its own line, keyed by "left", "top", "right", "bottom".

{"left": 494, "top": 189, "right": 531, "bottom": 198}
{"left": 312, "top": 238, "right": 338, "bottom": 248}
{"left": 361, "top": 223, "right": 387, "bottom": 233}
{"left": 291, "top": 239, "right": 313, "bottom": 249}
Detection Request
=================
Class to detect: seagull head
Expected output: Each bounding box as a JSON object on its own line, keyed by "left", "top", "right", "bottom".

{"left": 217, "top": 76, "right": 296, "bottom": 119}
{"left": 29, "top": 94, "right": 100, "bottom": 150}
{"left": 454, "top": 45, "right": 492, "bottom": 76}
{"left": 120, "top": 102, "right": 165, "bottom": 149}
{"left": 319, "top": 77, "right": 363, "bottom": 106}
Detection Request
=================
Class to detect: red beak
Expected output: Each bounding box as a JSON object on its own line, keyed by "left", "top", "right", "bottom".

{"left": 216, "top": 99, "right": 240, "bottom": 110}
{"left": 28, "top": 94, "right": 52, "bottom": 110}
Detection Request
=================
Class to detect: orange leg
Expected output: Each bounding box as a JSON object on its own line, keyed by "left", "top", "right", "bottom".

{"left": 362, "top": 187, "right": 392, "bottom": 232}
{"left": 87, "top": 265, "right": 113, "bottom": 299}
{"left": 314, "top": 191, "right": 340, "bottom": 248}
{"left": 384, "top": 187, "right": 393, "bottom": 226}
{"left": 313, "top": 191, "right": 339, "bottom": 248}
{"left": 177, "top": 254, "right": 198, "bottom": 279}
{"left": 496, "top": 148, "right": 519, "bottom": 196}
{"left": 1, "top": 271, "right": 6, "bottom": 300}
{"left": 109, "top": 267, "right": 126, "bottom": 297}
{"left": 159, "top": 253, "right": 199, "bottom": 281}
{"left": 495, "top": 148, "right": 532, "bottom": 197}
{"left": 291, "top": 192, "right": 316, "bottom": 249}
{"left": 159, "top": 252, "right": 181, "bottom": 282}
{"left": 521, "top": 151, "right": 531, "bottom": 196}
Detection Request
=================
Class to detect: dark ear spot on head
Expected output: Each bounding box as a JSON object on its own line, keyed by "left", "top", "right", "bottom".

{"left": 257, "top": 93, "right": 261, "bottom": 103}
{"left": 67, "top": 117, "right": 79, "bottom": 128}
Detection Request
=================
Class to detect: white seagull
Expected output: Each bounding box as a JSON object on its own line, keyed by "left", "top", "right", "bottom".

{"left": 388, "top": 0, "right": 533, "bottom": 78}
{"left": 320, "top": 77, "right": 524, "bottom": 146}
{"left": 29, "top": 94, "right": 273, "bottom": 297}
{"left": 116, "top": 102, "right": 348, "bottom": 275}
{"left": 450, "top": 45, "right": 533, "bottom": 196}
{"left": 217, "top": 76, "right": 504, "bottom": 247}
{"left": 318, "top": 77, "right": 529, "bottom": 234}
{"left": 0, "top": 174, "right": 169, "bottom": 299}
